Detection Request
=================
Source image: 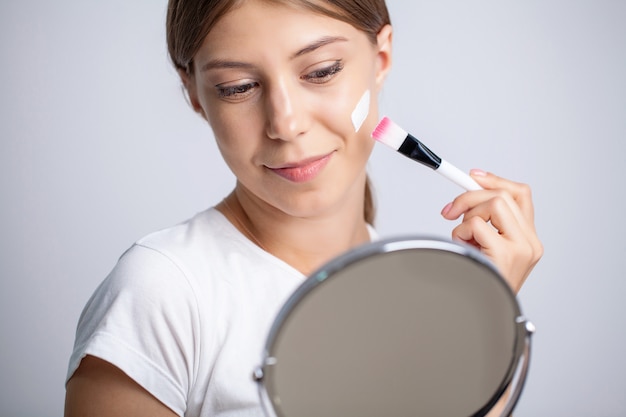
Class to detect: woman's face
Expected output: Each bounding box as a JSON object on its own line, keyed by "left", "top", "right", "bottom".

{"left": 186, "top": 0, "right": 392, "bottom": 218}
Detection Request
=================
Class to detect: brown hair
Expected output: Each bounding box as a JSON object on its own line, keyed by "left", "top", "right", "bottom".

{"left": 166, "top": 0, "right": 390, "bottom": 224}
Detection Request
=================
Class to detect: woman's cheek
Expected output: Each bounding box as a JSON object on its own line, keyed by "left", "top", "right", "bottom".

{"left": 351, "top": 89, "right": 370, "bottom": 133}
{"left": 316, "top": 86, "right": 371, "bottom": 137}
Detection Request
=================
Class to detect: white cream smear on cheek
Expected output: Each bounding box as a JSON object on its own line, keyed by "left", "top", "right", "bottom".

{"left": 351, "top": 89, "right": 370, "bottom": 132}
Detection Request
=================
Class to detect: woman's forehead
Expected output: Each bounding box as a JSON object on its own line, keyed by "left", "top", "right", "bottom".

{"left": 196, "top": 1, "right": 363, "bottom": 61}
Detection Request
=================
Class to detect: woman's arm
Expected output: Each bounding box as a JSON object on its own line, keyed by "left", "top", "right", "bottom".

{"left": 65, "top": 355, "right": 179, "bottom": 417}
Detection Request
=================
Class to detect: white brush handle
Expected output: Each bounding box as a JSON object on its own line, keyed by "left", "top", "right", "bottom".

{"left": 436, "top": 160, "right": 482, "bottom": 191}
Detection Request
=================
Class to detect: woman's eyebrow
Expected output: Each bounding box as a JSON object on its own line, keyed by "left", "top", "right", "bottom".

{"left": 200, "top": 36, "right": 348, "bottom": 72}
{"left": 291, "top": 36, "right": 348, "bottom": 59}
{"left": 201, "top": 59, "right": 255, "bottom": 72}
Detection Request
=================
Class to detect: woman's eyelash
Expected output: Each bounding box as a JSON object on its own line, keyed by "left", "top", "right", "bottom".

{"left": 215, "top": 60, "right": 343, "bottom": 99}
{"left": 216, "top": 82, "right": 258, "bottom": 98}
{"left": 303, "top": 61, "right": 344, "bottom": 83}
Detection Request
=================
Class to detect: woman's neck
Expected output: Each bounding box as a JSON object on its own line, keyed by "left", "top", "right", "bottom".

{"left": 217, "top": 186, "right": 371, "bottom": 276}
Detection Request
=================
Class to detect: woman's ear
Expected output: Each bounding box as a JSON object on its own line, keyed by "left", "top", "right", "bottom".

{"left": 177, "top": 69, "right": 207, "bottom": 120}
{"left": 374, "top": 24, "right": 393, "bottom": 88}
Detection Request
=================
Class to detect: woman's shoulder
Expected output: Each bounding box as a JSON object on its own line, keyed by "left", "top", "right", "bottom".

{"left": 134, "top": 206, "right": 229, "bottom": 254}
{"left": 103, "top": 208, "right": 229, "bottom": 291}
{"left": 117, "top": 207, "right": 301, "bottom": 290}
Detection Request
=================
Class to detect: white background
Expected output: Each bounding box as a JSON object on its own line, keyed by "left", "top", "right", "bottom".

{"left": 1, "top": 1, "right": 625, "bottom": 415}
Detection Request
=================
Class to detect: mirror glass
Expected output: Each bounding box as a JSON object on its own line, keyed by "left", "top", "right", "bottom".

{"left": 258, "top": 238, "right": 527, "bottom": 417}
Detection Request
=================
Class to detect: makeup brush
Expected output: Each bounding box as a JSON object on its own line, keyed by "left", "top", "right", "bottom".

{"left": 372, "top": 116, "right": 482, "bottom": 191}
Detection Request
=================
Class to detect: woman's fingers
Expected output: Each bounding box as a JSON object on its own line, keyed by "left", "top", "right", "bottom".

{"left": 453, "top": 193, "right": 526, "bottom": 241}
{"left": 470, "top": 169, "right": 536, "bottom": 224}
{"left": 441, "top": 170, "right": 543, "bottom": 293}
{"left": 451, "top": 214, "right": 535, "bottom": 292}
{"left": 442, "top": 188, "right": 526, "bottom": 233}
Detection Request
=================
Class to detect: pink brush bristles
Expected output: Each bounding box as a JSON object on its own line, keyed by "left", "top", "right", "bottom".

{"left": 371, "top": 116, "right": 408, "bottom": 150}
{"left": 372, "top": 116, "right": 392, "bottom": 141}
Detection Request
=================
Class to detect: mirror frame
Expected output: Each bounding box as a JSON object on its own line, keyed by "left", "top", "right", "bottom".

{"left": 254, "top": 236, "right": 534, "bottom": 417}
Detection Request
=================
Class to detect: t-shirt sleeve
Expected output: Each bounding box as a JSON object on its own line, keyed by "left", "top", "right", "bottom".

{"left": 66, "top": 244, "right": 201, "bottom": 416}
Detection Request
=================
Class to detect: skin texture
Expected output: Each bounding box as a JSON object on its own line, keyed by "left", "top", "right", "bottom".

{"left": 65, "top": 1, "right": 542, "bottom": 416}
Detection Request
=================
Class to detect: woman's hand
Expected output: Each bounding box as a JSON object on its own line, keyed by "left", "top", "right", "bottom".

{"left": 440, "top": 169, "right": 543, "bottom": 293}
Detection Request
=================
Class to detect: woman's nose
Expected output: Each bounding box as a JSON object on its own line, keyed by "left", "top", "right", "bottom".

{"left": 265, "top": 78, "right": 309, "bottom": 141}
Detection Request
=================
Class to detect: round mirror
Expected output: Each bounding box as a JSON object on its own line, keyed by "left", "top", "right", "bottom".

{"left": 255, "top": 236, "right": 533, "bottom": 417}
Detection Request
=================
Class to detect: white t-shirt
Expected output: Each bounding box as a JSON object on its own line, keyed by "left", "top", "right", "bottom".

{"left": 67, "top": 207, "right": 376, "bottom": 417}
{"left": 67, "top": 208, "right": 309, "bottom": 416}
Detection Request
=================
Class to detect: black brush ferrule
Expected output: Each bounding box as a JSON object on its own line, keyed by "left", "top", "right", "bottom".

{"left": 397, "top": 134, "right": 442, "bottom": 170}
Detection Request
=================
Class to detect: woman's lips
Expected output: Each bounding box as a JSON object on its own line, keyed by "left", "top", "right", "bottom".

{"left": 267, "top": 153, "right": 333, "bottom": 183}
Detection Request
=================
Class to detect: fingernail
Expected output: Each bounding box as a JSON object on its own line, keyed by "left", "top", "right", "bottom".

{"left": 441, "top": 202, "right": 452, "bottom": 216}
{"left": 470, "top": 168, "right": 487, "bottom": 176}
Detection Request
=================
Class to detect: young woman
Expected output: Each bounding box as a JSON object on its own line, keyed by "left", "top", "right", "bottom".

{"left": 65, "top": 1, "right": 543, "bottom": 416}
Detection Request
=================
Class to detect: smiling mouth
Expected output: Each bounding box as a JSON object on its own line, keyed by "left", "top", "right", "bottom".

{"left": 267, "top": 153, "right": 334, "bottom": 183}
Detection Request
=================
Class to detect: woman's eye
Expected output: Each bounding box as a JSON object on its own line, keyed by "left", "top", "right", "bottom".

{"left": 216, "top": 82, "right": 258, "bottom": 99}
{"left": 302, "top": 60, "right": 344, "bottom": 84}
